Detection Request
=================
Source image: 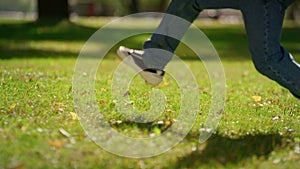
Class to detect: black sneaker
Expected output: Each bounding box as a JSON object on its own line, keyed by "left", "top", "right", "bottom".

{"left": 117, "top": 46, "right": 164, "bottom": 86}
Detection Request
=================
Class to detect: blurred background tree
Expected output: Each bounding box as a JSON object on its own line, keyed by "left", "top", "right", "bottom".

{"left": 0, "top": 0, "right": 299, "bottom": 23}
{"left": 74, "top": 0, "right": 170, "bottom": 16}
{"left": 287, "top": 0, "right": 300, "bottom": 20}
{"left": 37, "top": 0, "right": 69, "bottom": 21}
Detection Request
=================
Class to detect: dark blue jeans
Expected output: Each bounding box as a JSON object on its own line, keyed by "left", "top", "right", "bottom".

{"left": 143, "top": 0, "right": 300, "bottom": 98}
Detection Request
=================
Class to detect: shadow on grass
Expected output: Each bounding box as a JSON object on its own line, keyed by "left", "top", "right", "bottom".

{"left": 175, "top": 134, "right": 283, "bottom": 168}
{"left": 0, "top": 20, "right": 95, "bottom": 41}
{"left": 110, "top": 120, "right": 284, "bottom": 166}
{"left": 1, "top": 48, "right": 77, "bottom": 59}
{"left": 0, "top": 20, "right": 299, "bottom": 61}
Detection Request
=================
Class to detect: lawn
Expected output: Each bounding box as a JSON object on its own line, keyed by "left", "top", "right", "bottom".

{"left": 0, "top": 18, "right": 299, "bottom": 169}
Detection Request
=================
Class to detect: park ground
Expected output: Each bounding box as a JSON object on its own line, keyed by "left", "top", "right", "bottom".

{"left": 0, "top": 18, "right": 300, "bottom": 169}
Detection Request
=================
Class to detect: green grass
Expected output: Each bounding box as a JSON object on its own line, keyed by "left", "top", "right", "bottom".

{"left": 0, "top": 18, "right": 300, "bottom": 169}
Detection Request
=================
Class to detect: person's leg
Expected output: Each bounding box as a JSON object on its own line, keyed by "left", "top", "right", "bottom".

{"left": 143, "top": 0, "right": 240, "bottom": 70}
{"left": 240, "top": 0, "right": 300, "bottom": 98}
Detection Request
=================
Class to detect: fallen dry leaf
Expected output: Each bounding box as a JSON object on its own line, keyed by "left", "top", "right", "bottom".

{"left": 99, "top": 100, "right": 105, "bottom": 105}
{"left": 48, "top": 140, "right": 64, "bottom": 148}
{"left": 69, "top": 112, "right": 79, "bottom": 120}
{"left": 8, "top": 162, "right": 26, "bottom": 169}
{"left": 9, "top": 103, "right": 17, "bottom": 110}
{"left": 59, "top": 128, "right": 71, "bottom": 138}
{"left": 166, "top": 109, "right": 173, "bottom": 113}
{"left": 100, "top": 88, "right": 107, "bottom": 92}
{"left": 252, "top": 95, "right": 262, "bottom": 103}
{"left": 158, "top": 81, "right": 170, "bottom": 87}
{"left": 165, "top": 120, "right": 172, "bottom": 126}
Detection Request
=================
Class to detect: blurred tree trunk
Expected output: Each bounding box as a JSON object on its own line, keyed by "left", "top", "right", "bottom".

{"left": 121, "top": 0, "right": 139, "bottom": 14}
{"left": 286, "top": 1, "right": 300, "bottom": 21}
{"left": 128, "top": 0, "right": 139, "bottom": 13}
{"left": 37, "top": 0, "right": 69, "bottom": 21}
